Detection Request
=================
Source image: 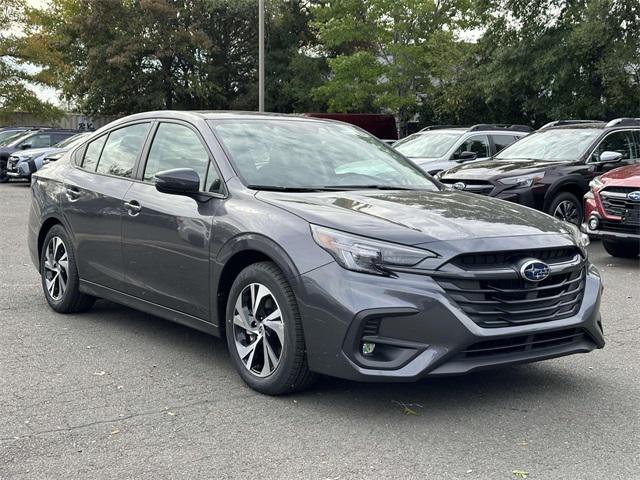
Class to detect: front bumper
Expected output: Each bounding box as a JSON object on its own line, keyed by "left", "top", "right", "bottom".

{"left": 297, "top": 260, "right": 604, "bottom": 382}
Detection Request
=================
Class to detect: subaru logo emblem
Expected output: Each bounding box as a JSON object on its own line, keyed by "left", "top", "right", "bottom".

{"left": 520, "top": 259, "right": 550, "bottom": 282}
{"left": 453, "top": 182, "right": 466, "bottom": 190}
{"left": 628, "top": 191, "right": 640, "bottom": 202}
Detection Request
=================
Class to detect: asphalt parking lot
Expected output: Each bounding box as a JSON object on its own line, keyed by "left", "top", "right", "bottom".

{"left": 0, "top": 181, "right": 638, "bottom": 480}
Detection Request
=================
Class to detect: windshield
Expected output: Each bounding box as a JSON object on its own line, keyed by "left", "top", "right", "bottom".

{"left": 209, "top": 119, "right": 439, "bottom": 191}
{"left": 393, "top": 131, "right": 463, "bottom": 158}
{"left": 0, "top": 131, "right": 29, "bottom": 147}
{"left": 496, "top": 128, "right": 602, "bottom": 161}
{"left": 55, "top": 132, "right": 89, "bottom": 148}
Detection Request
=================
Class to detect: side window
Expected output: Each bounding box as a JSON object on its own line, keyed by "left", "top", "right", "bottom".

{"left": 96, "top": 123, "right": 149, "bottom": 178}
{"left": 83, "top": 135, "right": 107, "bottom": 171}
{"left": 51, "top": 133, "right": 70, "bottom": 145}
{"left": 453, "top": 135, "right": 490, "bottom": 158}
{"left": 492, "top": 134, "right": 519, "bottom": 154}
{"left": 591, "top": 131, "right": 640, "bottom": 162}
{"left": 22, "top": 134, "right": 51, "bottom": 149}
{"left": 144, "top": 123, "right": 210, "bottom": 190}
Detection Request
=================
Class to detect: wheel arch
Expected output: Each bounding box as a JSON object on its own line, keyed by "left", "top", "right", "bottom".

{"left": 37, "top": 215, "right": 66, "bottom": 265}
{"left": 212, "top": 233, "right": 302, "bottom": 331}
{"left": 543, "top": 179, "right": 587, "bottom": 211}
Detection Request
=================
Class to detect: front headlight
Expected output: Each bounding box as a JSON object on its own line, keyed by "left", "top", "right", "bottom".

{"left": 588, "top": 176, "right": 603, "bottom": 191}
{"left": 434, "top": 171, "right": 445, "bottom": 180}
{"left": 562, "top": 222, "right": 590, "bottom": 256}
{"left": 498, "top": 172, "right": 544, "bottom": 188}
{"left": 310, "top": 225, "right": 436, "bottom": 275}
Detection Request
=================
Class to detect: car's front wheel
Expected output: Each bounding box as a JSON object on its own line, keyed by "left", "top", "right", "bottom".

{"left": 40, "top": 224, "right": 95, "bottom": 313}
{"left": 225, "top": 261, "right": 316, "bottom": 395}
{"left": 602, "top": 239, "right": 640, "bottom": 258}
{"left": 549, "top": 192, "right": 583, "bottom": 225}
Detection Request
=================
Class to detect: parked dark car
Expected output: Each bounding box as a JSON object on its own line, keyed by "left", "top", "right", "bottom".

{"left": 438, "top": 119, "right": 640, "bottom": 224}
{"left": 28, "top": 111, "right": 603, "bottom": 395}
{"left": 0, "top": 128, "right": 82, "bottom": 182}
{"left": 394, "top": 124, "right": 531, "bottom": 175}
{"left": 583, "top": 163, "right": 640, "bottom": 258}
{"left": 0, "top": 127, "right": 39, "bottom": 144}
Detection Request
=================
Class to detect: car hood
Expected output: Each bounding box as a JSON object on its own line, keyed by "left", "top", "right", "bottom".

{"left": 442, "top": 159, "right": 564, "bottom": 179}
{"left": 8, "top": 147, "right": 54, "bottom": 159}
{"left": 601, "top": 164, "right": 640, "bottom": 186}
{"left": 257, "top": 189, "right": 569, "bottom": 245}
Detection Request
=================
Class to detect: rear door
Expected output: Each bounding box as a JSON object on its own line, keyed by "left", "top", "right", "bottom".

{"left": 490, "top": 134, "right": 521, "bottom": 156}
{"left": 121, "top": 120, "right": 225, "bottom": 320}
{"left": 62, "top": 122, "right": 151, "bottom": 292}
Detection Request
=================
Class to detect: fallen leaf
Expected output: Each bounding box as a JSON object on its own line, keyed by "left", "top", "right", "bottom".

{"left": 167, "top": 411, "right": 176, "bottom": 416}
{"left": 110, "top": 429, "right": 120, "bottom": 435}
{"left": 93, "top": 371, "right": 106, "bottom": 376}
{"left": 512, "top": 470, "right": 529, "bottom": 478}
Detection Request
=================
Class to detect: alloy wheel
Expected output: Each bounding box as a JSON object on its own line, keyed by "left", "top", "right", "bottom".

{"left": 553, "top": 200, "right": 580, "bottom": 224}
{"left": 232, "top": 283, "right": 285, "bottom": 377}
{"left": 43, "top": 236, "right": 69, "bottom": 301}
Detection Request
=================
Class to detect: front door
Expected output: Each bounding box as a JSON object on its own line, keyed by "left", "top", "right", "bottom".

{"left": 62, "top": 122, "right": 151, "bottom": 292}
{"left": 121, "top": 121, "right": 224, "bottom": 320}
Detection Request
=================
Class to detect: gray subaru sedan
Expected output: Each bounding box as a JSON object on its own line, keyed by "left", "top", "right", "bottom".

{"left": 28, "top": 111, "right": 604, "bottom": 395}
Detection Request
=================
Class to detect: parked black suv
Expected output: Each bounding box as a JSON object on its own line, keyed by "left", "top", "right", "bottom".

{"left": 438, "top": 119, "right": 640, "bottom": 224}
{"left": 0, "top": 128, "right": 82, "bottom": 182}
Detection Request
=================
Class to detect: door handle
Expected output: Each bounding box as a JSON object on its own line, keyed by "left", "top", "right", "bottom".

{"left": 124, "top": 200, "right": 142, "bottom": 216}
{"left": 65, "top": 185, "right": 80, "bottom": 201}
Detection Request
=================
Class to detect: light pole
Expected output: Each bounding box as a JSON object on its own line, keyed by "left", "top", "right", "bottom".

{"left": 258, "top": 0, "right": 265, "bottom": 112}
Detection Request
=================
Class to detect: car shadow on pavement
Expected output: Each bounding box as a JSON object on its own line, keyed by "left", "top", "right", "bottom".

{"left": 81, "top": 299, "right": 600, "bottom": 418}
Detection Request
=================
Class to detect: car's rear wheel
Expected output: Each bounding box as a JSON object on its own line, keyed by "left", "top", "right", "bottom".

{"left": 40, "top": 225, "right": 95, "bottom": 313}
{"left": 549, "top": 192, "right": 583, "bottom": 225}
{"left": 225, "top": 261, "right": 316, "bottom": 395}
{"left": 602, "top": 239, "right": 640, "bottom": 258}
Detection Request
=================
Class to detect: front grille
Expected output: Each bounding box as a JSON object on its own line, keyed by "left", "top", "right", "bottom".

{"left": 440, "top": 179, "right": 494, "bottom": 195}
{"left": 459, "top": 328, "right": 587, "bottom": 359}
{"left": 599, "top": 220, "right": 640, "bottom": 235}
{"left": 437, "top": 248, "right": 586, "bottom": 328}
{"left": 600, "top": 188, "right": 640, "bottom": 218}
{"left": 452, "top": 247, "right": 579, "bottom": 270}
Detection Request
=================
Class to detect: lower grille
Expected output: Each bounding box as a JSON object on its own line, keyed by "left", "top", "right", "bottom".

{"left": 599, "top": 220, "right": 640, "bottom": 235}
{"left": 459, "top": 328, "right": 587, "bottom": 359}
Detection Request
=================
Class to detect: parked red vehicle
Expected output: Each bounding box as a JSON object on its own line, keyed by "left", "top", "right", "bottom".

{"left": 583, "top": 163, "right": 640, "bottom": 258}
{"left": 304, "top": 113, "right": 398, "bottom": 142}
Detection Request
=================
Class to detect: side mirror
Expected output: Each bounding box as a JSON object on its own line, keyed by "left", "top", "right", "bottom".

{"left": 155, "top": 168, "right": 200, "bottom": 196}
{"left": 599, "top": 151, "right": 623, "bottom": 163}
{"left": 20, "top": 144, "right": 32, "bottom": 150}
{"left": 456, "top": 151, "right": 477, "bottom": 161}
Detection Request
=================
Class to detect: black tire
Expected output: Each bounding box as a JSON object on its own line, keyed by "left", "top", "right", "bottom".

{"left": 0, "top": 159, "right": 9, "bottom": 183}
{"left": 40, "top": 224, "right": 95, "bottom": 313}
{"left": 225, "top": 261, "right": 316, "bottom": 395}
{"left": 602, "top": 239, "right": 640, "bottom": 258}
{"left": 547, "top": 192, "right": 583, "bottom": 225}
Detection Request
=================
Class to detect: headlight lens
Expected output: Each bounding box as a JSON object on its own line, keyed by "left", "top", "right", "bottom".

{"left": 310, "top": 225, "right": 436, "bottom": 275}
{"left": 498, "top": 172, "right": 544, "bottom": 188}
{"left": 562, "top": 222, "right": 590, "bottom": 255}
{"left": 589, "top": 176, "right": 603, "bottom": 191}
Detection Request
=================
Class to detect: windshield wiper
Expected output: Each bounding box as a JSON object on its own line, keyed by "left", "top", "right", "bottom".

{"left": 320, "top": 184, "right": 416, "bottom": 191}
{"left": 247, "top": 185, "right": 326, "bottom": 192}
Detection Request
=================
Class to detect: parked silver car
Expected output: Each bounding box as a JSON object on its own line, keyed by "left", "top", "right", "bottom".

{"left": 6, "top": 132, "right": 91, "bottom": 180}
{"left": 394, "top": 124, "right": 531, "bottom": 175}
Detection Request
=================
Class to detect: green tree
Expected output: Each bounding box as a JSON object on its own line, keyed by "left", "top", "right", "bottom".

{"left": 455, "top": 0, "right": 640, "bottom": 126}
{"left": 0, "top": 0, "right": 61, "bottom": 121}
{"left": 312, "top": 0, "right": 476, "bottom": 133}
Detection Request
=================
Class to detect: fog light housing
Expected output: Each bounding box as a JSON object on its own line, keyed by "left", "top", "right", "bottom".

{"left": 362, "top": 342, "right": 376, "bottom": 356}
{"left": 588, "top": 217, "right": 599, "bottom": 231}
